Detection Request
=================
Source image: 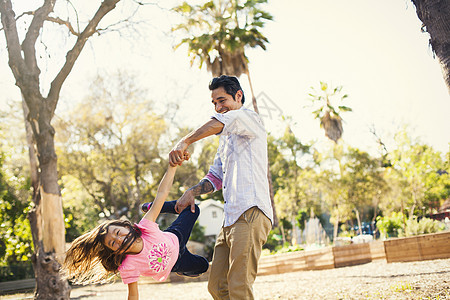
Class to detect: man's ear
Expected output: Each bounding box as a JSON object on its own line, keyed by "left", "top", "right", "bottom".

{"left": 235, "top": 90, "right": 243, "bottom": 104}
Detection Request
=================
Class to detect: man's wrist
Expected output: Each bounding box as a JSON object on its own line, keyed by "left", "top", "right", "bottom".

{"left": 182, "top": 137, "right": 193, "bottom": 149}
{"left": 186, "top": 186, "right": 197, "bottom": 197}
{"left": 188, "top": 179, "right": 214, "bottom": 197}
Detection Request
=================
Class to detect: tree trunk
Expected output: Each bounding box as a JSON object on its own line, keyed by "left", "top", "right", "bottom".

{"left": 333, "top": 209, "right": 339, "bottom": 243}
{"left": 411, "top": 0, "right": 450, "bottom": 93}
{"left": 354, "top": 208, "right": 363, "bottom": 236}
{"left": 245, "top": 70, "right": 260, "bottom": 114}
{"left": 291, "top": 217, "right": 298, "bottom": 245}
{"left": 23, "top": 99, "right": 70, "bottom": 299}
{"left": 1, "top": 1, "right": 122, "bottom": 298}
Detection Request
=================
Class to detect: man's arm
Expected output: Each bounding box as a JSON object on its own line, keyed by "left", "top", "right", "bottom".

{"left": 169, "top": 118, "right": 224, "bottom": 166}
{"left": 175, "top": 179, "right": 215, "bottom": 213}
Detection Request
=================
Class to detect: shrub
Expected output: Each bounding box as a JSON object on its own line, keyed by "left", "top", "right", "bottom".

{"left": 400, "top": 217, "right": 445, "bottom": 237}
{"left": 376, "top": 212, "right": 445, "bottom": 239}
{"left": 376, "top": 212, "right": 404, "bottom": 239}
{"left": 263, "top": 228, "right": 283, "bottom": 252}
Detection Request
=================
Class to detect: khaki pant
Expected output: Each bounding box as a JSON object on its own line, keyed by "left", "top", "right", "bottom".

{"left": 208, "top": 206, "right": 272, "bottom": 300}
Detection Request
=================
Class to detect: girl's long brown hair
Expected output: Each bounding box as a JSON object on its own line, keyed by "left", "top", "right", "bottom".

{"left": 61, "top": 219, "right": 141, "bottom": 285}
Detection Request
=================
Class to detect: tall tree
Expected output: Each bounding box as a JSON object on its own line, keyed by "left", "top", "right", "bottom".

{"left": 274, "top": 125, "right": 312, "bottom": 242}
{"left": 341, "top": 147, "right": 386, "bottom": 235}
{"left": 172, "top": 0, "right": 272, "bottom": 112}
{"left": 411, "top": 0, "right": 450, "bottom": 93}
{"left": 388, "top": 129, "right": 449, "bottom": 218}
{"left": 308, "top": 82, "right": 352, "bottom": 240}
{"left": 0, "top": 1, "right": 131, "bottom": 298}
{"left": 172, "top": 0, "right": 278, "bottom": 224}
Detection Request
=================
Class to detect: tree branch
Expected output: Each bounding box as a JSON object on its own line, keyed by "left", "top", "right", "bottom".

{"left": 0, "top": 0, "right": 42, "bottom": 113}
{"left": 22, "top": 0, "right": 55, "bottom": 78}
{"left": 46, "top": 16, "right": 79, "bottom": 36}
{"left": 47, "top": 0, "right": 121, "bottom": 116}
{"left": 0, "top": 1, "right": 28, "bottom": 85}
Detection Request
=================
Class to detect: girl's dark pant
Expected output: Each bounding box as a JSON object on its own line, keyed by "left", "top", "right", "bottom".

{"left": 161, "top": 200, "right": 209, "bottom": 275}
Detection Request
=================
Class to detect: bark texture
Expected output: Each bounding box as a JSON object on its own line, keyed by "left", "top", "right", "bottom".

{"left": 412, "top": 0, "right": 450, "bottom": 93}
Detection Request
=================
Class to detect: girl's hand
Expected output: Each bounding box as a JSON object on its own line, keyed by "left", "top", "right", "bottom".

{"left": 169, "top": 141, "right": 190, "bottom": 166}
{"left": 170, "top": 151, "right": 190, "bottom": 168}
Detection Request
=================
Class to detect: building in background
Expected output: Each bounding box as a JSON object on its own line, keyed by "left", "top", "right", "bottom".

{"left": 198, "top": 199, "right": 224, "bottom": 238}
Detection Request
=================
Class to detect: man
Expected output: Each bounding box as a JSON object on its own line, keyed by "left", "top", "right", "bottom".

{"left": 169, "top": 75, "right": 273, "bottom": 300}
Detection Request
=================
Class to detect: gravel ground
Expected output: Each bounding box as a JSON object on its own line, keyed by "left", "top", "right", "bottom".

{"left": 3, "top": 258, "right": 449, "bottom": 300}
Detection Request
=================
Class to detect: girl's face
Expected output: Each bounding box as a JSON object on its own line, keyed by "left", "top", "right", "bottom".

{"left": 103, "top": 225, "right": 131, "bottom": 252}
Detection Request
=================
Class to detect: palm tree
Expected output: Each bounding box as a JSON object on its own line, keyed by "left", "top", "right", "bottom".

{"left": 308, "top": 82, "right": 352, "bottom": 242}
{"left": 172, "top": 0, "right": 278, "bottom": 225}
{"left": 308, "top": 82, "right": 352, "bottom": 143}
{"left": 411, "top": 0, "right": 450, "bottom": 93}
{"left": 172, "top": 0, "right": 272, "bottom": 113}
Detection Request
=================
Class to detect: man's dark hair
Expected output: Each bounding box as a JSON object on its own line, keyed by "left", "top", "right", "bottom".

{"left": 209, "top": 75, "right": 245, "bottom": 105}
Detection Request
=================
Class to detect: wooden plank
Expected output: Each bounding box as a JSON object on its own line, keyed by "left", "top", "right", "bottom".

{"left": 0, "top": 279, "right": 35, "bottom": 294}
{"left": 332, "top": 243, "right": 371, "bottom": 268}
{"left": 259, "top": 232, "right": 450, "bottom": 275}
{"left": 369, "top": 240, "right": 386, "bottom": 260}
{"left": 258, "top": 247, "right": 334, "bottom": 275}
{"left": 384, "top": 231, "right": 450, "bottom": 262}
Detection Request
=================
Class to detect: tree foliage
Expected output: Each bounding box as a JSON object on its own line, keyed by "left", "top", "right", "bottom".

{"left": 172, "top": 0, "right": 272, "bottom": 77}
{"left": 386, "top": 130, "right": 450, "bottom": 217}
{"left": 55, "top": 72, "right": 170, "bottom": 223}
{"left": 0, "top": 152, "right": 32, "bottom": 265}
{"left": 0, "top": 106, "right": 33, "bottom": 265}
{"left": 308, "top": 82, "right": 352, "bottom": 143}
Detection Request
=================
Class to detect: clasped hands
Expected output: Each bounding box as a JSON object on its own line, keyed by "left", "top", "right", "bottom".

{"left": 169, "top": 140, "right": 196, "bottom": 213}
{"left": 169, "top": 140, "right": 190, "bottom": 167}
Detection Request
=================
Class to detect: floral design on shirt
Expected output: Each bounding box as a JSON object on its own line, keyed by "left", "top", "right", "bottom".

{"left": 147, "top": 243, "right": 171, "bottom": 273}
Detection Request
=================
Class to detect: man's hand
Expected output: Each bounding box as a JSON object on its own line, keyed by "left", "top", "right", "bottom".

{"left": 169, "top": 140, "right": 189, "bottom": 167}
{"left": 175, "top": 179, "right": 214, "bottom": 213}
{"left": 169, "top": 119, "right": 224, "bottom": 167}
{"left": 175, "top": 189, "right": 196, "bottom": 213}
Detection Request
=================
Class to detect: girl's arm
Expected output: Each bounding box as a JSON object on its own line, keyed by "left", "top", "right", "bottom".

{"left": 127, "top": 282, "right": 139, "bottom": 300}
{"left": 143, "top": 165, "right": 178, "bottom": 222}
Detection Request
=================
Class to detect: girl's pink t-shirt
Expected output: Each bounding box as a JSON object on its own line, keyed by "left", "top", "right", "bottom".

{"left": 118, "top": 218, "right": 179, "bottom": 284}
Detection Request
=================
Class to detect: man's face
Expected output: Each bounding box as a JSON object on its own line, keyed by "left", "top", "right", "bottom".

{"left": 211, "top": 86, "right": 243, "bottom": 114}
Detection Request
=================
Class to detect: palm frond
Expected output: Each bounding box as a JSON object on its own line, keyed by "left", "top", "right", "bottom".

{"left": 338, "top": 106, "right": 352, "bottom": 112}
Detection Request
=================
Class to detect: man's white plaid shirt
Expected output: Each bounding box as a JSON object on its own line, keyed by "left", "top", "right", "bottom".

{"left": 204, "top": 107, "right": 274, "bottom": 227}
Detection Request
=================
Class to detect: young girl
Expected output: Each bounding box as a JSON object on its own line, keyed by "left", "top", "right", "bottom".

{"left": 62, "top": 158, "right": 209, "bottom": 300}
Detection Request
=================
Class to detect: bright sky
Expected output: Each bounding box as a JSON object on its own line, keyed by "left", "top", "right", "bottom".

{"left": 1, "top": 0, "right": 449, "bottom": 157}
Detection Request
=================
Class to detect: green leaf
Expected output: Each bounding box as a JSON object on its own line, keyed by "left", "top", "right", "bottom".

{"left": 338, "top": 106, "right": 352, "bottom": 112}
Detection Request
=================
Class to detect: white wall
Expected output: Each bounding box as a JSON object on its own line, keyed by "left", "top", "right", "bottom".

{"left": 198, "top": 200, "right": 224, "bottom": 237}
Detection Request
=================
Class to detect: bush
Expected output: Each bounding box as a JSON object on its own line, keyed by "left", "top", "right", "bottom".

{"left": 0, "top": 261, "right": 34, "bottom": 282}
{"left": 263, "top": 228, "right": 283, "bottom": 252}
{"left": 400, "top": 217, "right": 445, "bottom": 237}
{"left": 376, "top": 212, "right": 404, "bottom": 239}
{"left": 376, "top": 212, "right": 445, "bottom": 239}
{"left": 189, "top": 221, "right": 206, "bottom": 243}
{"left": 276, "top": 244, "right": 304, "bottom": 254}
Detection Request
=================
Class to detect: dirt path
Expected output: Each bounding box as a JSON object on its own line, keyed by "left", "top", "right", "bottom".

{"left": 2, "top": 258, "right": 449, "bottom": 300}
